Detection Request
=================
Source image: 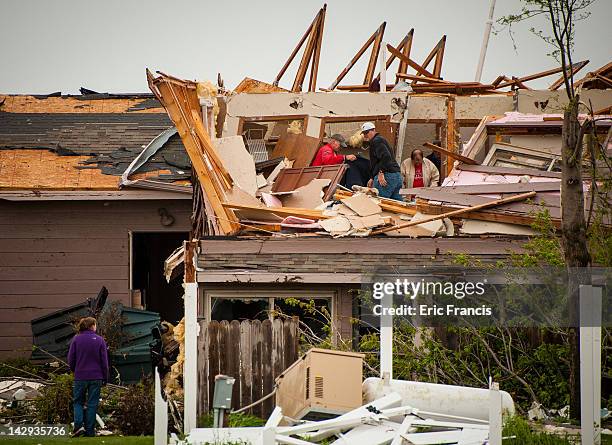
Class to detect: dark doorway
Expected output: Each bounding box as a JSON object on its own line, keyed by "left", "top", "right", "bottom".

{"left": 131, "top": 232, "right": 188, "bottom": 324}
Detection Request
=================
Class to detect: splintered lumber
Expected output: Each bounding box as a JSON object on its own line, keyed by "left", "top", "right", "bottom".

{"left": 147, "top": 70, "right": 239, "bottom": 235}
{"left": 222, "top": 202, "right": 328, "bottom": 220}
{"left": 416, "top": 199, "right": 562, "bottom": 229}
{"left": 423, "top": 142, "right": 478, "bottom": 165}
{"left": 334, "top": 189, "right": 417, "bottom": 217}
{"left": 373, "top": 191, "right": 536, "bottom": 234}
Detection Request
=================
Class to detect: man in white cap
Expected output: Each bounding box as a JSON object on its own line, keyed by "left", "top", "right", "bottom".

{"left": 361, "top": 122, "right": 402, "bottom": 200}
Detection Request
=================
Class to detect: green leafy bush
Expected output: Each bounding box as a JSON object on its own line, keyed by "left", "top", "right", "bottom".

{"left": 34, "top": 373, "right": 74, "bottom": 424}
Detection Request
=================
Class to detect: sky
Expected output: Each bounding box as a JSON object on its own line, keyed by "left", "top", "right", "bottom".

{"left": 0, "top": 0, "right": 610, "bottom": 94}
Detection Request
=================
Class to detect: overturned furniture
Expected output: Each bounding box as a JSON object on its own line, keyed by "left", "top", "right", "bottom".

{"left": 275, "top": 348, "right": 364, "bottom": 419}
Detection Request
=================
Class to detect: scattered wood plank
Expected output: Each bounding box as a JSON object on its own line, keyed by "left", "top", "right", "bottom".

{"left": 373, "top": 191, "right": 536, "bottom": 234}
{"left": 410, "top": 189, "right": 561, "bottom": 220}
{"left": 401, "top": 181, "right": 560, "bottom": 196}
{"left": 424, "top": 142, "right": 478, "bottom": 166}
{"left": 222, "top": 202, "right": 328, "bottom": 220}
{"left": 334, "top": 190, "right": 417, "bottom": 216}
{"left": 415, "top": 199, "right": 561, "bottom": 229}
{"left": 455, "top": 163, "right": 563, "bottom": 178}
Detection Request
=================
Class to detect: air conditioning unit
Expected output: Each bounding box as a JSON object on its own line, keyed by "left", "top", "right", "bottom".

{"left": 275, "top": 348, "right": 364, "bottom": 420}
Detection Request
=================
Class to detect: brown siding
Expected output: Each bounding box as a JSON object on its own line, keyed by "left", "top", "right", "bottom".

{"left": 0, "top": 199, "right": 191, "bottom": 359}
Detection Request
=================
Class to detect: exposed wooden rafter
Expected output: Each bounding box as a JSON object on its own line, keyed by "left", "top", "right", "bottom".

{"left": 491, "top": 60, "right": 589, "bottom": 90}
{"left": 328, "top": 22, "right": 386, "bottom": 90}
{"left": 273, "top": 5, "right": 327, "bottom": 92}
{"left": 371, "top": 29, "right": 414, "bottom": 85}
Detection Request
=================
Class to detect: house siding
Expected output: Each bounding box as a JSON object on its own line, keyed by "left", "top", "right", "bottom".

{"left": 0, "top": 199, "right": 191, "bottom": 359}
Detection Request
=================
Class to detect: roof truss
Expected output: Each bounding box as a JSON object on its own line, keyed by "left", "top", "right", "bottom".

{"left": 273, "top": 5, "right": 327, "bottom": 92}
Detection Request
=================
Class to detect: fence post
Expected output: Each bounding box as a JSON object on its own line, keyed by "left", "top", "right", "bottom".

{"left": 580, "top": 284, "right": 602, "bottom": 445}
{"left": 184, "top": 282, "right": 199, "bottom": 434}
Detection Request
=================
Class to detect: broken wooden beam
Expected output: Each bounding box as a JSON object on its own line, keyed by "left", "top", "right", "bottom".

{"left": 423, "top": 142, "right": 478, "bottom": 166}
{"left": 373, "top": 191, "right": 536, "bottom": 234}
{"left": 494, "top": 60, "right": 589, "bottom": 90}
{"left": 222, "top": 202, "right": 328, "bottom": 220}
{"left": 386, "top": 43, "right": 435, "bottom": 78}
{"left": 147, "top": 70, "right": 239, "bottom": 235}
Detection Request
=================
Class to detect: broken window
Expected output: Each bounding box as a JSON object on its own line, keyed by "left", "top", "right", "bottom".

{"left": 483, "top": 144, "right": 561, "bottom": 171}
{"left": 204, "top": 291, "right": 334, "bottom": 338}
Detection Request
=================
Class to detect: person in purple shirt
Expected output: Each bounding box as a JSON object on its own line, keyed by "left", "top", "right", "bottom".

{"left": 67, "top": 317, "right": 109, "bottom": 437}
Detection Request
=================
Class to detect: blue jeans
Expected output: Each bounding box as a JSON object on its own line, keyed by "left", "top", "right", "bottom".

{"left": 73, "top": 380, "right": 102, "bottom": 436}
{"left": 373, "top": 171, "right": 403, "bottom": 201}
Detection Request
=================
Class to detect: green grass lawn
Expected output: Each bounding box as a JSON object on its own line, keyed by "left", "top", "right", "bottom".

{"left": 1, "top": 436, "right": 152, "bottom": 445}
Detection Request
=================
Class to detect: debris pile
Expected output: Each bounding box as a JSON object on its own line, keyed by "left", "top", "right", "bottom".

{"left": 182, "top": 391, "right": 503, "bottom": 445}
{"left": 146, "top": 70, "right": 612, "bottom": 240}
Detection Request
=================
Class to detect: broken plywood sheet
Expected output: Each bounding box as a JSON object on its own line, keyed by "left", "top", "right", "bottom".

{"left": 234, "top": 207, "right": 283, "bottom": 222}
{"left": 384, "top": 212, "right": 444, "bottom": 237}
{"left": 225, "top": 186, "right": 283, "bottom": 222}
{"left": 336, "top": 203, "right": 357, "bottom": 216}
{"left": 348, "top": 214, "right": 385, "bottom": 230}
{"left": 214, "top": 135, "right": 258, "bottom": 196}
{"left": 460, "top": 219, "right": 537, "bottom": 235}
{"left": 280, "top": 178, "right": 331, "bottom": 209}
{"left": 256, "top": 174, "right": 268, "bottom": 189}
{"left": 271, "top": 132, "right": 321, "bottom": 168}
{"left": 341, "top": 193, "right": 382, "bottom": 217}
{"left": 320, "top": 216, "right": 352, "bottom": 234}
{"left": 266, "top": 158, "right": 293, "bottom": 185}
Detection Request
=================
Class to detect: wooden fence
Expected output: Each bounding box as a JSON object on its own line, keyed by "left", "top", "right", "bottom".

{"left": 197, "top": 318, "right": 299, "bottom": 419}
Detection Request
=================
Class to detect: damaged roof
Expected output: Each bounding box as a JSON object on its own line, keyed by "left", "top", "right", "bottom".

{"left": 0, "top": 94, "right": 192, "bottom": 191}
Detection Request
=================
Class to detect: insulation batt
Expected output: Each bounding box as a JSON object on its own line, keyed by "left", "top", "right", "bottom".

{"left": 196, "top": 80, "right": 220, "bottom": 119}
{"left": 287, "top": 120, "right": 303, "bottom": 134}
{"left": 163, "top": 317, "right": 185, "bottom": 398}
{"left": 348, "top": 130, "right": 364, "bottom": 148}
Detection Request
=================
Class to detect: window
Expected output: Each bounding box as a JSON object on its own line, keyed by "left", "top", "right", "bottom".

{"left": 483, "top": 143, "right": 561, "bottom": 172}
{"left": 203, "top": 291, "right": 334, "bottom": 339}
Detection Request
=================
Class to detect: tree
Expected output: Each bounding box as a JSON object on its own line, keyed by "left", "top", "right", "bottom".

{"left": 498, "top": 0, "right": 599, "bottom": 419}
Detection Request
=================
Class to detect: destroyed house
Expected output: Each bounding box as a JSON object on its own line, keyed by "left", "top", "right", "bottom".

{"left": 1, "top": 7, "right": 611, "bottom": 434}
{"left": 143, "top": 63, "right": 610, "bottom": 428}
